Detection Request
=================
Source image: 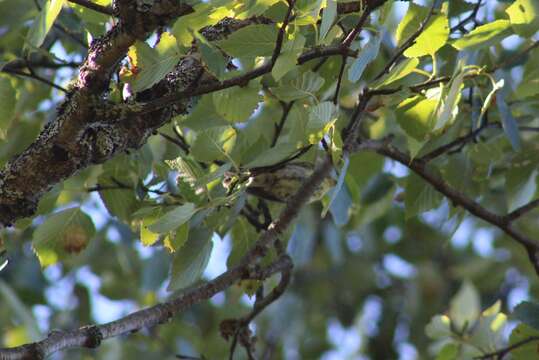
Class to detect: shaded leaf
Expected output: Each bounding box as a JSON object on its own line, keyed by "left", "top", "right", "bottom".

{"left": 32, "top": 207, "right": 95, "bottom": 267}
{"left": 168, "top": 227, "right": 213, "bottom": 291}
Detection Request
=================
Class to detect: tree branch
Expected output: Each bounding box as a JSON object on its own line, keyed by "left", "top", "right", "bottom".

{"left": 474, "top": 336, "right": 539, "bottom": 360}
{"left": 0, "top": 1, "right": 194, "bottom": 226}
{"left": 354, "top": 138, "right": 539, "bottom": 276}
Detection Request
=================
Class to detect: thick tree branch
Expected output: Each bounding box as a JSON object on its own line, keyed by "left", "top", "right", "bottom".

{"left": 0, "top": 246, "right": 291, "bottom": 359}
{"left": 0, "top": 0, "right": 193, "bottom": 226}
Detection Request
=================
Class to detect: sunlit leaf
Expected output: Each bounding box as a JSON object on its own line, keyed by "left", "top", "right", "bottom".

{"left": 506, "top": 0, "right": 539, "bottom": 37}
{"left": 452, "top": 20, "right": 512, "bottom": 51}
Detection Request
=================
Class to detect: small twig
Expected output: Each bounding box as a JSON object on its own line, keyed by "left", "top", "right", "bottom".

{"left": 250, "top": 145, "right": 312, "bottom": 175}
{"left": 450, "top": 0, "right": 483, "bottom": 33}
{"left": 270, "top": 0, "right": 296, "bottom": 66}
{"left": 490, "top": 40, "right": 539, "bottom": 71}
{"left": 474, "top": 336, "right": 539, "bottom": 360}
{"left": 224, "top": 255, "right": 293, "bottom": 360}
{"left": 341, "top": 4, "right": 372, "bottom": 48}
{"left": 67, "top": 0, "right": 114, "bottom": 16}
{"left": 373, "top": 0, "right": 438, "bottom": 81}
{"left": 138, "top": 45, "right": 357, "bottom": 115}
{"left": 2, "top": 68, "right": 68, "bottom": 92}
{"left": 332, "top": 55, "right": 347, "bottom": 104}
{"left": 158, "top": 131, "right": 190, "bottom": 153}
{"left": 354, "top": 138, "right": 539, "bottom": 277}
{"left": 271, "top": 102, "right": 294, "bottom": 147}
{"left": 420, "top": 122, "right": 498, "bottom": 162}
{"left": 505, "top": 199, "right": 539, "bottom": 223}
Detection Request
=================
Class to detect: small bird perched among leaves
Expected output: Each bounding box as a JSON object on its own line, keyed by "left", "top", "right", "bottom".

{"left": 223, "top": 162, "right": 336, "bottom": 203}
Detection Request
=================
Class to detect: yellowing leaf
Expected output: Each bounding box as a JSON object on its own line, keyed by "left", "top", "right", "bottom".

{"left": 506, "top": 0, "right": 539, "bottom": 37}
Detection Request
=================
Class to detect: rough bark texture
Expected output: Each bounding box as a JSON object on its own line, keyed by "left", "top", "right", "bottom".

{"left": 0, "top": 0, "right": 196, "bottom": 225}
{"left": 0, "top": 0, "right": 368, "bottom": 226}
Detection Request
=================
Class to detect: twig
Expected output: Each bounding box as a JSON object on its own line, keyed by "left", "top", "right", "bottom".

{"left": 341, "top": 3, "right": 373, "bottom": 48}
{"left": 138, "top": 45, "right": 357, "bottom": 115}
{"left": 420, "top": 122, "right": 498, "bottom": 162}
{"left": 354, "top": 138, "right": 539, "bottom": 276}
{"left": 223, "top": 255, "right": 293, "bottom": 360}
{"left": 270, "top": 0, "right": 295, "bottom": 66}
{"left": 506, "top": 199, "right": 539, "bottom": 223}
{"left": 67, "top": 0, "right": 114, "bottom": 16}
{"left": 2, "top": 68, "right": 68, "bottom": 92}
{"left": 373, "top": 0, "right": 438, "bottom": 81}
{"left": 333, "top": 55, "right": 347, "bottom": 104}
{"left": 474, "top": 336, "right": 539, "bottom": 360}
{"left": 158, "top": 131, "right": 190, "bottom": 153}
{"left": 450, "top": 0, "right": 483, "bottom": 33}
{"left": 271, "top": 102, "right": 293, "bottom": 147}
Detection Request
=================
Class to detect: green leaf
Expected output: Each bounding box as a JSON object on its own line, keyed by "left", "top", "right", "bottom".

{"left": 171, "top": 3, "right": 225, "bottom": 47}
{"left": 271, "top": 71, "right": 325, "bottom": 102}
{"left": 217, "top": 24, "right": 278, "bottom": 58}
{"left": 516, "top": 63, "right": 539, "bottom": 99}
{"left": 449, "top": 281, "right": 480, "bottom": 331}
{"left": 506, "top": 165, "right": 537, "bottom": 213}
{"left": 496, "top": 83, "right": 522, "bottom": 151}
{"left": 0, "top": 280, "right": 41, "bottom": 341}
{"left": 0, "top": 75, "right": 16, "bottom": 138}
{"left": 506, "top": 0, "right": 539, "bottom": 37}
{"left": 195, "top": 32, "right": 227, "bottom": 78}
{"left": 168, "top": 227, "right": 213, "bottom": 291}
{"left": 433, "top": 67, "right": 465, "bottom": 132}
{"left": 396, "top": 95, "right": 438, "bottom": 140}
{"left": 190, "top": 126, "right": 237, "bottom": 163}
{"left": 97, "top": 157, "right": 139, "bottom": 222}
{"left": 24, "top": 0, "right": 65, "bottom": 52}
{"left": 179, "top": 95, "right": 229, "bottom": 130}
{"left": 404, "top": 172, "right": 443, "bottom": 218}
{"left": 509, "top": 324, "right": 539, "bottom": 360}
{"left": 32, "top": 207, "right": 96, "bottom": 268}
{"left": 322, "top": 156, "right": 348, "bottom": 217}
{"left": 213, "top": 83, "right": 261, "bottom": 122}
{"left": 372, "top": 57, "right": 419, "bottom": 88}
{"left": 514, "top": 302, "right": 539, "bottom": 330}
{"left": 148, "top": 203, "right": 196, "bottom": 233}
{"left": 348, "top": 31, "right": 384, "bottom": 82}
{"left": 452, "top": 20, "right": 512, "bottom": 51}
{"left": 238, "top": 0, "right": 283, "bottom": 17}
{"left": 435, "top": 343, "right": 459, "bottom": 360}
{"left": 319, "top": 0, "right": 336, "bottom": 42}
{"left": 272, "top": 33, "right": 306, "bottom": 81}
{"left": 395, "top": 3, "right": 449, "bottom": 58}
{"left": 129, "top": 32, "right": 182, "bottom": 92}
{"left": 164, "top": 223, "right": 189, "bottom": 253}
{"left": 227, "top": 217, "right": 256, "bottom": 267}
{"left": 244, "top": 143, "right": 297, "bottom": 168}
{"left": 307, "top": 101, "right": 338, "bottom": 143}
{"left": 425, "top": 315, "right": 452, "bottom": 339}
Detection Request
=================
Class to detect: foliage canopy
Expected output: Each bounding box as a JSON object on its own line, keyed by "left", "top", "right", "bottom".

{"left": 1, "top": 0, "right": 539, "bottom": 359}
